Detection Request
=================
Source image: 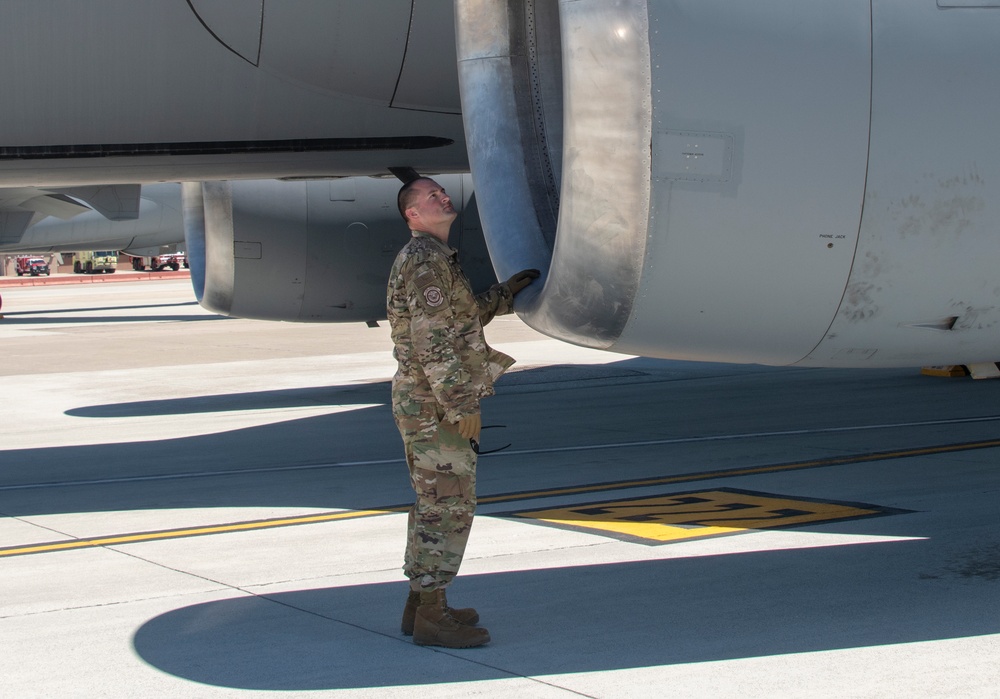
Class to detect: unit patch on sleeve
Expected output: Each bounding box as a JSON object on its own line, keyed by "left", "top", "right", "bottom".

{"left": 413, "top": 266, "right": 449, "bottom": 314}
{"left": 422, "top": 285, "right": 444, "bottom": 308}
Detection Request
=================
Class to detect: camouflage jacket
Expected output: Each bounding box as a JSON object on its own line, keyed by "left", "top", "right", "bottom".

{"left": 387, "top": 231, "right": 515, "bottom": 422}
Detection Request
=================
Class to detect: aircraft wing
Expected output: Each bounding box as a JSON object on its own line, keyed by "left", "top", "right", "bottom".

{"left": 0, "top": 1, "right": 466, "bottom": 186}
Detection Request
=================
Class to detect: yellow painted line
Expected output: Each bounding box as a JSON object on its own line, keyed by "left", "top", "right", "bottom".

{"left": 2, "top": 436, "right": 997, "bottom": 558}
{"left": 0, "top": 509, "right": 393, "bottom": 558}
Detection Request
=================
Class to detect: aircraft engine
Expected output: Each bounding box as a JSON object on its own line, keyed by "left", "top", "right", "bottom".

{"left": 182, "top": 175, "right": 496, "bottom": 323}
{"left": 456, "top": 0, "right": 1000, "bottom": 368}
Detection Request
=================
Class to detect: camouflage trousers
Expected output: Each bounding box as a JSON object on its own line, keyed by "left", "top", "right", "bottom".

{"left": 393, "top": 399, "right": 478, "bottom": 591}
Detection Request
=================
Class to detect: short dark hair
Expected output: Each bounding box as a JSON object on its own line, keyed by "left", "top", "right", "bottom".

{"left": 397, "top": 177, "right": 433, "bottom": 223}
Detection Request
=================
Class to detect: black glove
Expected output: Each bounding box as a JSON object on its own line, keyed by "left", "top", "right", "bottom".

{"left": 506, "top": 269, "right": 541, "bottom": 296}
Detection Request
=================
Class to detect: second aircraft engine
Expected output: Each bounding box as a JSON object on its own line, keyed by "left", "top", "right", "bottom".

{"left": 182, "top": 175, "right": 496, "bottom": 324}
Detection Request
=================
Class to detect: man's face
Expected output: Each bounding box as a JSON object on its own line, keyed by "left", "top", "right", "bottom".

{"left": 406, "top": 179, "right": 458, "bottom": 231}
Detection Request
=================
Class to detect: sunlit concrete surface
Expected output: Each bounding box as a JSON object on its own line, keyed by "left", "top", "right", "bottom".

{"left": 1, "top": 279, "right": 998, "bottom": 697}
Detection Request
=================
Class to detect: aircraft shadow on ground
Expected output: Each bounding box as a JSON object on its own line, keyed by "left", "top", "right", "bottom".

{"left": 65, "top": 383, "right": 387, "bottom": 419}
{"left": 1, "top": 360, "right": 996, "bottom": 521}
{"left": 3, "top": 363, "right": 672, "bottom": 516}
{"left": 0, "top": 313, "right": 225, "bottom": 325}
{"left": 1, "top": 399, "right": 402, "bottom": 516}
{"left": 131, "top": 545, "right": 1000, "bottom": 691}
{"left": 64, "top": 362, "right": 651, "bottom": 419}
{"left": 2, "top": 301, "right": 201, "bottom": 316}
{"left": 0, "top": 300, "right": 218, "bottom": 325}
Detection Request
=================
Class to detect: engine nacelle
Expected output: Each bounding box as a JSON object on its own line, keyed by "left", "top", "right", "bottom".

{"left": 457, "top": 0, "right": 1000, "bottom": 367}
{"left": 182, "top": 175, "right": 496, "bottom": 323}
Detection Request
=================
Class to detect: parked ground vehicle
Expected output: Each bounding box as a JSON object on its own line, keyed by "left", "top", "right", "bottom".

{"left": 15, "top": 256, "right": 51, "bottom": 276}
{"left": 129, "top": 252, "right": 186, "bottom": 271}
{"left": 73, "top": 251, "right": 117, "bottom": 274}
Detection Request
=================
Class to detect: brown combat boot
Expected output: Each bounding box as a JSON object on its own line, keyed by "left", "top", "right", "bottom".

{"left": 401, "top": 590, "right": 480, "bottom": 636}
{"left": 412, "top": 589, "right": 490, "bottom": 648}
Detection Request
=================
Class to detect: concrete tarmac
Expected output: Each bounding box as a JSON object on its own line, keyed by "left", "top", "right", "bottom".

{"left": 0, "top": 279, "right": 998, "bottom": 698}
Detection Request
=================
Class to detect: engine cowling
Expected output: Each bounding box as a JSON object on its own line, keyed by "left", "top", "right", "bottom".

{"left": 182, "top": 175, "right": 496, "bottom": 323}
{"left": 456, "top": 0, "right": 1000, "bottom": 367}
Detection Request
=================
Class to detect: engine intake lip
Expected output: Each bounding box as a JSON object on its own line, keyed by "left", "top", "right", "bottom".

{"left": 456, "top": 0, "right": 652, "bottom": 348}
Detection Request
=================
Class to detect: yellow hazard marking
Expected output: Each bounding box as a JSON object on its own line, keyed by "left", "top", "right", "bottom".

{"left": 515, "top": 488, "right": 898, "bottom": 544}
{"left": 921, "top": 365, "right": 968, "bottom": 378}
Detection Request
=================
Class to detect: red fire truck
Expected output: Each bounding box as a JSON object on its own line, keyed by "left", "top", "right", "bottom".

{"left": 128, "top": 252, "right": 186, "bottom": 271}
{"left": 15, "top": 256, "right": 51, "bottom": 276}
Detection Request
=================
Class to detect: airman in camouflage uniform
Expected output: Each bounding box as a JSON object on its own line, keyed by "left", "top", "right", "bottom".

{"left": 388, "top": 177, "right": 538, "bottom": 648}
